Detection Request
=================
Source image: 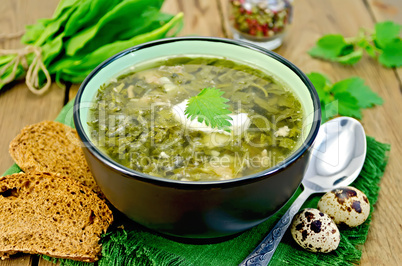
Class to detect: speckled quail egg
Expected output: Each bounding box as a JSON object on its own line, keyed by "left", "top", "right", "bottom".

{"left": 318, "top": 186, "right": 370, "bottom": 227}
{"left": 291, "top": 208, "right": 340, "bottom": 253}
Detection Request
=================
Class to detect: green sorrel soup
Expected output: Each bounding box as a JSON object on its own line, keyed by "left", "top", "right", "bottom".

{"left": 88, "top": 56, "right": 304, "bottom": 181}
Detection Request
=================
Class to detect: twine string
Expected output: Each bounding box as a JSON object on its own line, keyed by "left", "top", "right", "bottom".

{"left": 0, "top": 45, "right": 51, "bottom": 95}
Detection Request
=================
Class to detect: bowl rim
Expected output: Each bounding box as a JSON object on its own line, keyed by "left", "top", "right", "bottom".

{"left": 73, "top": 36, "right": 321, "bottom": 188}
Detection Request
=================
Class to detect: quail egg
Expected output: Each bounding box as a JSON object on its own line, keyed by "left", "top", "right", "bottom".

{"left": 291, "top": 208, "right": 340, "bottom": 253}
{"left": 318, "top": 186, "right": 370, "bottom": 227}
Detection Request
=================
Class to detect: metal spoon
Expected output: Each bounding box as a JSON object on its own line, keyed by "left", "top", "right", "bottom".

{"left": 240, "top": 117, "right": 367, "bottom": 266}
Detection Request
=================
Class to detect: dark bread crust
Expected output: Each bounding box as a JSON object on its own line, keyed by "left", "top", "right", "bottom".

{"left": 9, "top": 121, "right": 101, "bottom": 195}
{"left": 0, "top": 172, "right": 113, "bottom": 262}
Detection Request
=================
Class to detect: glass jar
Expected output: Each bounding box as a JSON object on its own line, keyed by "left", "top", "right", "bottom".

{"left": 228, "top": 0, "right": 293, "bottom": 50}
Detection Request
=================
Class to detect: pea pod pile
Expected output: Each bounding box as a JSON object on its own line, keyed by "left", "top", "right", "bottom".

{"left": 0, "top": 0, "right": 183, "bottom": 91}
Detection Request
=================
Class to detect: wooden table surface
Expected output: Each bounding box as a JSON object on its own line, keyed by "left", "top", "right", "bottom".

{"left": 1, "top": 0, "right": 401, "bottom": 265}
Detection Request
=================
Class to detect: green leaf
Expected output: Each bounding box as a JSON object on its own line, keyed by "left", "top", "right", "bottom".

{"left": 51, "top": 13, "right": 184, "bottom": 82}
{"left": 332, "top": 77, "right": 383, "bottom": 108}
{"left": 308, "top": 21, "right": 402, "bottom": 67}
{"left": 306, "top": 72, "right": 384, "bottom": 122}
{"left": 308, "top": 34, "right": 349, "bottom": 60}
{"left": 306, "top": 72, "right": 332, "bottom": 103}
{"left": 331, "top": 78, "right": 354, "bottom": 93}
{"left": 339, "top": 44, "right": 355, "bottom": 56}
{"left": 375, "top": 21, "right": 401, "bottom": 48}
{"left": 306, "top": 72, "right": 327, "bottom": 91}
{"left": 32, "top": 2, "right": 79, "bottom": 46}
{"left": 63, "top": 0, "right": 123, "bottom": 37}
{"left": 356, "top": 38, "right": 378, "bottom": 58}
{"left": 334, "top": 49, "right": 363, "bottom": 65}
{"left": 185, "top": 88, "right": 233, "bottom": 131}
{"left": 350, "top": 85, "right": 384, "bottom": 108}
{"left": 22, "top": 18, "right": 51, "bottom": 44}
{"left": 321, "top": 101, "right": 338, "bottom": 123}
{"left": 364, "top": 44, "right": 377, "bottom": 58}
{"left": 333, "top": 92, "right": 362, "bottom": 119}
{"left": 65, "top": 0, "right": 164, "bottom": 56}
{"left": 378, "top": 39, "right": 402, "bottom": 67}
{"left": 51, "top": 0, "right": 81, "bottom": 19}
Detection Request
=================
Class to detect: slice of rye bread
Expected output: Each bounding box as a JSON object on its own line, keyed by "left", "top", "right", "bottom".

{"left": 0, "top": 172, "right": 113, "bottom": 262}
{"left": 9, "top": 121, "right": 101, "bottom": 195}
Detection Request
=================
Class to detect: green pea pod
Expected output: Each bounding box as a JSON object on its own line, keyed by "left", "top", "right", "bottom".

{"left": 65, "top": 0, "right": 164, "bottom": 56}
{"left": 56, "top": 12, "right": 183, "bottom": 83}
{"left": 64, "top": 0, "right": 123, "bottom": 37}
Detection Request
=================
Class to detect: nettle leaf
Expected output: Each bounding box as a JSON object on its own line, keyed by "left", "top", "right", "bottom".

{"left": 356, "top": 38, "right": 378, "bottom": 58}
{"left": 335, "top": 50, "right": 363, "bottom": 65}
{"left": 306, "top": 72, "right": 384, "bottom": 122}
{"left": 307, "top": 72, "right": 328, "bottom": 91}
{"left": 321, "top": 101, "right": 339, "bottom": 123}
{"left": 333, "top": 92, "right": 362, "bottom": 119}
{"left": 339, "top": 43, "right": 355, "bottom": 56}
{"left": 308, "top": 34, "right": 349, "bottom": 60}
{"left": 364, "top": 44, "right": 377, "bottom": 58}
{"left": 378, "top": 39, "right": 402, "bottom": 67}
{"left": 308, "top": 21, "right": 402, "bottom": 67}
{"left": 332, "top": 77, "right": 383, "bottom": 108}
{"left": 185, "top": 88, "right": 233, "bottom": 131}
{"left": 331, "top": 78, "right": 356, "bottom": 93}
{"left": 306, "top": 72, "right": 332, "bottom": 103}
{"left": 375, "top": 21, "right": 401, "bottom": 48}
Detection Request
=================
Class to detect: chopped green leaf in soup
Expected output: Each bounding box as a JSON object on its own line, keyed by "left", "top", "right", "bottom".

{"left": 88, "top": 56, "right": 304, "bottom": 181}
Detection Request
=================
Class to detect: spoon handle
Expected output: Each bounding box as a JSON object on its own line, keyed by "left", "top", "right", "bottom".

{"left": 240, "top": 188, "right": 312, "bottom": 266}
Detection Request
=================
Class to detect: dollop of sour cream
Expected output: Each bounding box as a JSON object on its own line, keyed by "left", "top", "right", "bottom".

{"left": 172, "top": 99, "right": 251, "bottom": 135}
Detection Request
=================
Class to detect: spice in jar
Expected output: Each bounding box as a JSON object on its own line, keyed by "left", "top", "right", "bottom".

{"left": 229, "top": 0, "right": 292, "bottom": 39}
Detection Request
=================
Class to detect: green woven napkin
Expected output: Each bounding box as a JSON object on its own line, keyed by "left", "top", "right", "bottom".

{"left": 3, "top": 100, "right": 390, "bottom": 266}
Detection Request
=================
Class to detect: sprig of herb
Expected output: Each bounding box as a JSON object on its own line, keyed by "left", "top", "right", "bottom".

{"left": 185, "top": 88, "right": 233, "bottom": 131}
{"left": 307, "top": 72, "right": 383, "bottom": 123}
{"left": 308, "top": 21, "right": 402, "bottom": 67}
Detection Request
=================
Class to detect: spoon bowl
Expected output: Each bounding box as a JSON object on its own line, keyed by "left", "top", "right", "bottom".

{"left": 303, "top": 117, "right": 366, "bottom": 192}
{"left": 241, "top": 117, "right": 366, "bottom": 265}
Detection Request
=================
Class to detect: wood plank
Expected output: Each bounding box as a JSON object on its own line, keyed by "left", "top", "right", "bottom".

{"left": 0, "top": 1, "right": 62, "bottom": 265}
{"left": 0, "top": 0, "right": 64, "bottom": 173}
{"left": 217, "top": 0, "right": 231, "bottom": 38}
{"left": 357, "top": 1, "right": 402, "bottom": 263}
{"left": 0, "top": 256, "right": 34, "bottom": 266}
{"left": 367, "top": 0, "right": 402, "bottom": 24}
{"left": 68, "top": 84, "right": 80, "bottom": 103}
{"left": 38, "top": 258, "right": 59, "bottom": 266}
{"left": 219, "top": 0, "right": 401, "bottom": 265}
{"left": 366, "top": 0, "right": 402, "bottom": 86}
{"left": 4, "top": 1, "right": 398, "bottom": 266}
{"left": 162, "top": 0, "right": 224, "bottom": 37}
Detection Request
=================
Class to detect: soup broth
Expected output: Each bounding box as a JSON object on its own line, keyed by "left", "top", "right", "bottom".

{"left": 88, "top": 56, "right": 304, "bottom": 181}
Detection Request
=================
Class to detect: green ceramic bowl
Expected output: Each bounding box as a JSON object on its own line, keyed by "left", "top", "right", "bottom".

{"left": 74, "top": 37, "right": 321, "bottom": 239}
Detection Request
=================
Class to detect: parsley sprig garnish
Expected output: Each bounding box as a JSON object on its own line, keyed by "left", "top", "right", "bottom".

{"left": 308, "top": 21, "right": 402, "bottom": 67}
{"left": 307, "top": 72, "right": 383, "bottom": 122}
{"left": 185, "top": 88, "right": 233, "bottom": 132}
